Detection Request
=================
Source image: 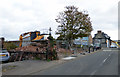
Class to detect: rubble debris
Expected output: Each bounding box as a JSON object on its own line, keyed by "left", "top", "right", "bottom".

{"left": 8, "top": 42, "right": 58, "bottom": 61}
{"left": 30, "top": 42, "right": 47, "bottom": 48}
{"left": 15, "top": 42, "right": 47, "bottom": 52}
{"left": 15, "top": 45, "right": 46, "bottom": 53}
{"left": 57, "top": 48, "right": 74, "bottom": 53}
{"left": 8, "top": 42, "right": 48, "bottom": 62}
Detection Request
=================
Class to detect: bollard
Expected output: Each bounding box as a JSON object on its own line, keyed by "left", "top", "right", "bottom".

{"left": 82, "top": 53, "right": 85, "bottom": 55}
{"left": 93, "top": 47, "right": 94, "bottom": 52}
{"left": 88, "top": 47, "right": 90, "bottom": 53}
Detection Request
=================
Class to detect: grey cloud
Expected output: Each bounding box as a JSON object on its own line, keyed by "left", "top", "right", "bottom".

{"left": 0, "top": 0, "right": 119, "bottom": 40}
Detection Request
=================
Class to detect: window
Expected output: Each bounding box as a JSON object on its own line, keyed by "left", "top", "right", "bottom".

{"left": 102, "top": 39, "right": 105, "bottom": 43}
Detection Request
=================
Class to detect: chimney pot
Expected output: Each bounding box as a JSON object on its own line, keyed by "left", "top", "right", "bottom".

{"left": 97, "top": 30, "right": 102, "bottom": 33}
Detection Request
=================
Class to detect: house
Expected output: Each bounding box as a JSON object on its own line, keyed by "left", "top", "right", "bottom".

{"left": 93, "top": 30, "right": 111, "bottom": 48}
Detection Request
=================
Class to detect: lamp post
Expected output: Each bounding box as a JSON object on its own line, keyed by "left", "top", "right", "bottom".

{"left": 0, "top": 37, "right": 4, "bottom": 49}
{"left": 49, "top": 27, "right": 52, "bottom": 36}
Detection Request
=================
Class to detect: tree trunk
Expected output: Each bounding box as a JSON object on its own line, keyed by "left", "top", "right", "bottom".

{"left": 68, "top": 40, "right": 73, "bottom": 51}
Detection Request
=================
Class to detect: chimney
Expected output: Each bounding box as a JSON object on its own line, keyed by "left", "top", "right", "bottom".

{"left": 97, "top": 30, "right": 102, "bottom": 34}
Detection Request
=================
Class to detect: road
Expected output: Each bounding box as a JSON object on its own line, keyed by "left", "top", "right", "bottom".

{"left": 30, "top": 48, "right": 118, "bottom": 75}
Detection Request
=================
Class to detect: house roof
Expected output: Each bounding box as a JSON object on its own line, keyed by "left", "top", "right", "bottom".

{"left": 93, "top": 31, "right": 110, "bottom": 39}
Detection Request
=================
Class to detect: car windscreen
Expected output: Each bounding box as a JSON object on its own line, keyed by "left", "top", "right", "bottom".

{"left": 0, "top": 50, "right": 8, "bottom": 53}
{"left": 95, "top": 43, "right": 100, "bottom": 47}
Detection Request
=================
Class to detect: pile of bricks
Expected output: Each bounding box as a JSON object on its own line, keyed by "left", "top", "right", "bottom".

{"left": 30, "top": 42, "right": 47, "bottom": 48}
{"left": 15, "top": 45, "right": 46, "bottom": 53}
{"left": 15, "top": 42, "right": 47, "bottom": 53}
{"left": 8, "top": 42, "right": 48, "bottom": 62}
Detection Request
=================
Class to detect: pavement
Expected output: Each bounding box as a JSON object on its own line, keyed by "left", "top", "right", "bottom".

{"left": 1, "top": 48, "right": 118, "bottom": 75}
{"left": 2, "top": 60, "right": 66, "bottom": 75}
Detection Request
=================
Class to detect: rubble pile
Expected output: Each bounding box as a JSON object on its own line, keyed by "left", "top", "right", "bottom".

{"left": 57, "top": 48, "right": 74, "bottom": 53}
{"left": 15, "top": 46, "right": 46, "bottom": 52}
{"left": 15, "top": 42, "right": 47, "bottom": 53}
{"left": 30, "top": 42, "right": 47, "bottom": 48}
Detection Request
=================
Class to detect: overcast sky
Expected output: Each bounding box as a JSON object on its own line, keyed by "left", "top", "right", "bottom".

{"left": 0, "top": 0, "right": 119, "bottom": 41}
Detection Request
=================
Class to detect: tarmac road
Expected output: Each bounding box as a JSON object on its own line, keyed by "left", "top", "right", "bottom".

{"left": 30, "top": 48, "right": 118, "bottom": 75}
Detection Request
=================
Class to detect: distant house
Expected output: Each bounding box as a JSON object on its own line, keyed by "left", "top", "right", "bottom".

{"left": 93, "top": 30, "right": 111, "bottom": 48}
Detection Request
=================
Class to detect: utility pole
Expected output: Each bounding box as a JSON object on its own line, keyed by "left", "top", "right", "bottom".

{"left": 88, "top": 33, "right": 91, "bottom": 53}
{"left": 49, "top": 27, "right": 52, "bottom": 36}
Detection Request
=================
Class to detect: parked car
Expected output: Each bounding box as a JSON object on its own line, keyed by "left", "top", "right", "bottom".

{"left": 0, "top": 49, "right": 10, "bottom": 62}
{"left": 94, "top": 43, "right": 101, "bottom": 50}
{"left": 110, "top": 45, "right": 117, "bottom": 48}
